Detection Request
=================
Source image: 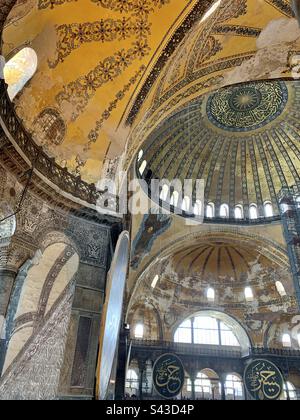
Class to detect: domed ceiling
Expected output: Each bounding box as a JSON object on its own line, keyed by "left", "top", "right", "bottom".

{"left": 2, "top": 0, "right": 196, "bottom": 182}
{"left": 172, "top": 242, "right": 280, "bottom": 283}
{"left": 2, "top": 0, "right": 297, "bottom": 185}
{"left": 138, "top": 79, "right": 300, "bottom": 217}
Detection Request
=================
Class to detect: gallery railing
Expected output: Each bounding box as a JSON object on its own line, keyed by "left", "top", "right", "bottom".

{"left": 131, "top": 339, "right": 300, "bottom": 359}
{"left": 0, "top": 80, "right": 117, "bottom": 208}
{"left": 131, "top": 339, "right": 242, "bottom": 358}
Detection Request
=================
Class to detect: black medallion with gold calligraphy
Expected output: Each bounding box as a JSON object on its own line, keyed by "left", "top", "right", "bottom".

{"left": 153, "top": 353, "right": 185, "bottom": 399}
{"left": 244, "top": 359, "right": 284, "bottom": 400}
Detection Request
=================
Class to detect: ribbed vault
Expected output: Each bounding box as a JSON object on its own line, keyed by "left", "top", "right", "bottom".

{"left": 138, "top": 79, "right": 300, "bottom": 217}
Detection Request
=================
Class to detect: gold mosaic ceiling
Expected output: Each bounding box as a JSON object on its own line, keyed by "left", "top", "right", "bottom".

{"left": 172, "top": 242, "right": 279, "bottom": 282}
{"left": 139, "top": 79, "right": 300, "bottom": 216}
{"left": 2, "top": 0, "right": 296, "bottom": 184}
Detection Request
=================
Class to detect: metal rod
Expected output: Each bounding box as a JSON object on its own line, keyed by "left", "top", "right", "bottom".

{"left": 0, "top": 167, "right": 34, "bottom": 223}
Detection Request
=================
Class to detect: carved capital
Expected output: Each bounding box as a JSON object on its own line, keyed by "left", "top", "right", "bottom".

{"left": 0, "top": 236, "right": 37, "bottom": 272}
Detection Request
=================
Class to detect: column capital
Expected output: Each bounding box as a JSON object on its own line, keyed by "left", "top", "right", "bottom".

{"left": 0, "top": 236, "right": 37, "bottom": 272}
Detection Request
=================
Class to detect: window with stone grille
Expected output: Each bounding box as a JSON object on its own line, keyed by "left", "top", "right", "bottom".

{"left": 33, "top": 108, "right": 66, "bottom": 146}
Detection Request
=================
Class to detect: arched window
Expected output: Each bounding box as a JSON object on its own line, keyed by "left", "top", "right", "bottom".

{"left": 174, "top": 319, "right": 192, "bottom": 344}
{"left": 220, "top": 204, "right": 229, "bottom": 218}
{"left": 33, "top": 108, "right": 66, "bottom": 146}
{"left": 125, "top": 369, "right": 139, "bottom": 391}
{"left": 234, "top": 205, "right": 243, "bottom": 219}
{"left": 249, "top": 204, "right": 258, "bottom": 220}
{"left": 207, "top": 288, "right": 215, "bottom": 302}
{"left": 160, "top": 184, "right": 169, "bottom": 201}
{"left": 206, "top": 202, "right": 215, "bottom": 218}
{"left": 174, "top": 315, "right": 240, "bottom": 347}
{"left": 4, "top": 48, "right": 38, "bottom": 100}
{"left": 275, "top": 281, "right": 287, "bottom": 297}
{"left": 134, "top": 324, "right": 144, "bottom": 339}
{"left": 170, "top": 191, "right": 179, "bottom": 207}
{"left": 194, "top": 200, "right": 202, "bottom": 216}
{"left": 282, "top": 333, "right": 291, "bottom": 347}
{"left": 151, "top": 274, "right": 159, "bottom": 289}
{"left": 182, "top": 196, "right": 190, "bottom": 212}
{"left": 244, "top": 287, "right": 254, "bottom": 302}
{"left": 195, "top": 372, "right": 212, "bottom": 396}
{"left": 264, "top": 201, "right": 273, "bottom": 217}
{"left": 139, "top": 160, "right": 147, "bottom": 176}
{"left": 138, "top": 150, "right": 143, "bottom": 162}
{"left": 225, "top": 374, "right": 244, "bottom": 399}
{"left": 284, "top": 382, "right": 297, "bottom": 400}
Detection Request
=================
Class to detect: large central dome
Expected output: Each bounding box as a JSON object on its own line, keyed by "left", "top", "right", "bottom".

{"left": 207, "top": 81, "right": 288, "bottom": 132}
{"left": 138, "top": 79, "right": 300, "bottom": 219}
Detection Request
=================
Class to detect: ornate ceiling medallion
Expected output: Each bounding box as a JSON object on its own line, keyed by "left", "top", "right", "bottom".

{"left": 206, "top": 81, "right": 288, "bottom": 132}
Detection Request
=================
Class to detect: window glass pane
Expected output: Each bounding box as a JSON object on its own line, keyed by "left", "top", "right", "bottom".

{"left": 135, "top": 324, "right": 144, "bottom": 339}
{"left": 4, "top": 48, "right": 38, "bottom": 100}
{"left": 194, "top": 316, "right": 218, "bottom": 329}
{"left": 174, "top": 327, "right": 192, "bottom": 343}
{"left": 235, "top": 206, "right": 243, "bottom": 219}
{"left": 249, "top": 205, "right": 258, "bottom": 219}
{"left": 264, "top": 202, "right": 273, "bottom": 217}
{"left": 194, "top": 328, "right": 219, "bottom": 345}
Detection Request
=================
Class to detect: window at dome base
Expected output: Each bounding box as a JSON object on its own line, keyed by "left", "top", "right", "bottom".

{"left": 4, "top": 48, "right": 37, "bottom": 100}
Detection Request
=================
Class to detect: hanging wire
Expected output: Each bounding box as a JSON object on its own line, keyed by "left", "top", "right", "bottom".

{"left": 0, "top": 167, "right": 34, "bottom": 224}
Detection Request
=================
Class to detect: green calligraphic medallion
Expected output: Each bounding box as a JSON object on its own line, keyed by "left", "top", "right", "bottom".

{"left": 244, "top": 359, "right": 284, "bottom": 400}
{"left": 207, "top": 81, "right": 288, "bottom": 132}
{"left": 153, "top": 353, "right": 185, "bottom": 399}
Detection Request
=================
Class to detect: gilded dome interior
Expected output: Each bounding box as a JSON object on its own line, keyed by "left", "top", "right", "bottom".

{"left": 138, "top": 79, "right": 300, "bottom": 218}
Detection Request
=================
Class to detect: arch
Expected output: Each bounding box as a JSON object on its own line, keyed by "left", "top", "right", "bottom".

{"left": 181, "top": 196, "right": 190, "bottom": 212}
{"left": 206, "top": 202, "right": 215, "bottom": 218}
{"left": 128, "top": 227, "right": 290, "bottom": 319}
{"left": 33, "top": 108, "right": 66, "bottom": 146}
{"left": 3, "top": 241, "right": 79, "bottom": 372}
{"left": 234, "top": 205, "right": 243, "bottom": 220}
{"left": 249, "top": 204, "right": 258, "bottom": 219}
{"left": 125, "top": 366, "right": 139, "bottom": 396}
{"left": 173, "top": 310, "right": 251, "bottom": 354}
{"left": 284, "top": 381, "right": 297, "bottom": 400}
{"left": 4, "top": 47, "right": 37, "bottom": 100}
{"left": 220, "top": 203, "right": 229, "bottom": 218}
{"left": 264, "top": 201, "right": 274, "bottom": 217}
{"left": 225, "top": 373, "right": 244, "bottom": 400}
{"left": 160, "top": 184, "right": 169, "bottom": 201}
{"left": 170, "top": 191, "right": 179, "bottom": 207}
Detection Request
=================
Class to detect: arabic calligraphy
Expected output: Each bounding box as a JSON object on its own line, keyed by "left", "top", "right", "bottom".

{"left": 153, "top": 354, "right": 184, "bottom": 398}
{"left": 244, "top": 359, "right": 284, "bottom": 400}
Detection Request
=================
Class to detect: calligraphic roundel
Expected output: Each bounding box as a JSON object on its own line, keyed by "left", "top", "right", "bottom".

{"left": 153, "top": 353, "right": 185, "bottom": 399}
{"left": 244, "top": 359, "right": 284, "bottom": 401}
